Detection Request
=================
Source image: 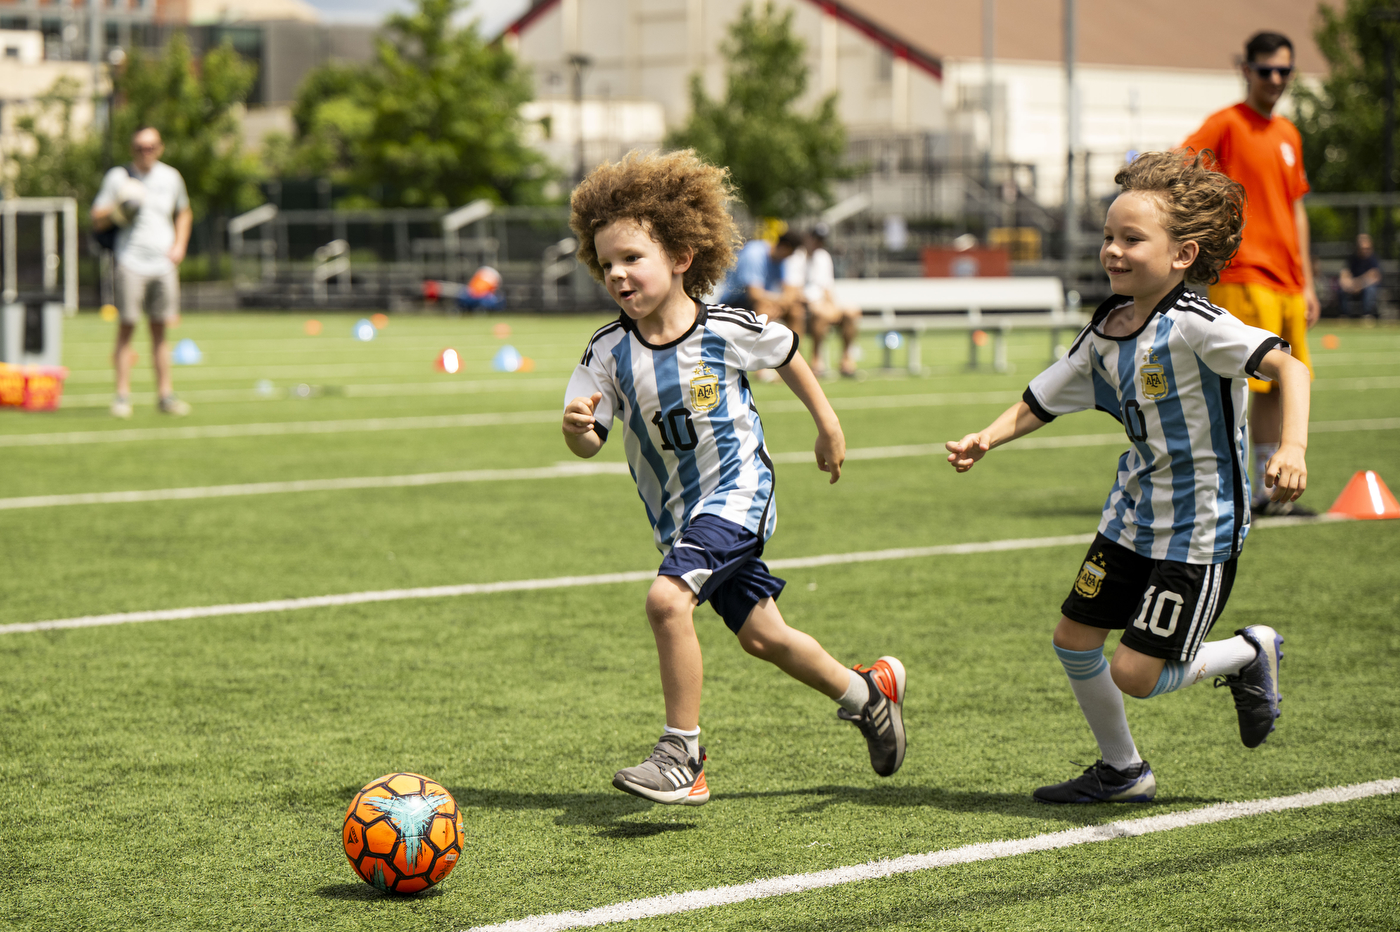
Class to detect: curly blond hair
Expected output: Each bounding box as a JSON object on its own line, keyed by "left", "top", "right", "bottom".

{"left": 1113, "top": 149, "right": 1246, "bottom": 285}
{"left": 570, "top": 150, "right": 742, "bottom": 299}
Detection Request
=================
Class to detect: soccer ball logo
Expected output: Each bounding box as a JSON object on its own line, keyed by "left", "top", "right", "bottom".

{"left": 343, "top": 772, "right": 463, "bottom": 894}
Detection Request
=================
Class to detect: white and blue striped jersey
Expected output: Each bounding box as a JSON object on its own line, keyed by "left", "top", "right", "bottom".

{"left": 1024, "top": 283, "right": 1288, "bottom": 564}
{"left": 565, "top": 302, "right": 800, "bottom": 553}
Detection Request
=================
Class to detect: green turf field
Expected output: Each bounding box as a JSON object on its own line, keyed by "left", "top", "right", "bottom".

{"left": 2, "top": 312, "right": 1397, "bottom": 931}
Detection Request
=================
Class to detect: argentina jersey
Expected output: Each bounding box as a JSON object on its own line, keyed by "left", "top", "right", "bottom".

{"left": 564, "top": 301, "right": 800, "bottom": 552}
{"left": 1024, "top": 283, "right": 1288, "bottom": 564}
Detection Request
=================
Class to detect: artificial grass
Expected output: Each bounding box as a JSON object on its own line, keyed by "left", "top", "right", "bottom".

{"left": 1, "top": 314, "right": 1397, "bottom": 931}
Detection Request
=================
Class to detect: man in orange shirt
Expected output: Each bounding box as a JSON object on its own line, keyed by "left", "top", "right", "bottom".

{"left": 1183, "top": 31, "right": 1318, "bottom": 516}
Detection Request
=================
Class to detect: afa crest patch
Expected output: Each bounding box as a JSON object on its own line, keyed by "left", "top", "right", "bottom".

{"left": 1074, "top": 553, "right": 1108, "bottom": 598}
{"left": 690, "top": 362, "right": 720, "bottom": 412}
{"left": 1140, "top": 352, "right": 1168, "bottom": 400}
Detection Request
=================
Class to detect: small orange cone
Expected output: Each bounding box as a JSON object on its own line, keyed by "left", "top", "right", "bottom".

{"left": 1327, "top": 470, "right": 1400, "bottom": 520}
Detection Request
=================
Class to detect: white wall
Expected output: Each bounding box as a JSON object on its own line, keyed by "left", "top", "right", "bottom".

{"left": 942, "top": 57, "right": 1305, "bottom": 207}
{"left": 512, "top": 0, "right": 944, "bottom": 137}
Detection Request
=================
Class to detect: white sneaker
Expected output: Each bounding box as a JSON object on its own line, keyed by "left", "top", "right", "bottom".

{"left": 110, "top": 397, "right": 133, "bottom": 419}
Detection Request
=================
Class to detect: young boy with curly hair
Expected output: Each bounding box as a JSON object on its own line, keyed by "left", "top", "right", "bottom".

{"left": 946, "top": 150, "right": 1310, "bottom": 803}
{"left": 563, "top": 150, "right": 907, "bottom": 805}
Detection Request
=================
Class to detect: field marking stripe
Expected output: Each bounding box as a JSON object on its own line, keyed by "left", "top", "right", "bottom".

{"left": 0, "top": 533, "right": 1099, "bottom": 634}
{"left": 46, "top": 372, "right": 1400, "bottom": 409}
{"left": 463, "top": 778, "right": 1400, "bottom": 932}
{"left": 0, "top": 520, "right": 1334, "bottom": 635}
{"left": 5, "top": 416, "right": 1394, "bottom": 509}
{"left": 0, "top": 411, "right": 565, "bottom": 448}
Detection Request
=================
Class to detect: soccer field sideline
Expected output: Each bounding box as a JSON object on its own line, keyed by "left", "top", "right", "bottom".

{"left": 461, "top": 777, "right": 1400, "bottom": 932}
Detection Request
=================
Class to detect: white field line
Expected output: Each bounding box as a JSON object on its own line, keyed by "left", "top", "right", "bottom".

{"left": 4, "top": 416, "right": 1396, "bottom": 509}
{"left": 463, "top": 778, "right": 1400, "bottom": 932}
{"left": 0, "top": 520, "right": 1337, "bottom": 636}
{"left": 47, "top": 372, "right": 1400, "bottom": 409}
{"left": 0, "top": 411, "right": 564, "bottom": 448}
{"left": 0, "top": 533, "right": 1099, "bottom": 635}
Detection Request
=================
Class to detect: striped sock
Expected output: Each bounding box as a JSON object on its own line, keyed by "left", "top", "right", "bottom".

{"left": 1054, "top": 645, "right": 1141, "bottom": 771}
{"left": 1143, "top": 636, "right": 1259, "bottom": 698}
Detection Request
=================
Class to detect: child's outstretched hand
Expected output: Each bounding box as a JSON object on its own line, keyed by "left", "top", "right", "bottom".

{"left": 945, "top": 432, "right": 992, "bottom": 473}
{"left": 815, "top": 427, "right": 846, "bottom": 484}
{"left": 1264, "top": 442, "right": 1308, "bottom": 502}
{"left": 563, "top": 392, "right": 602, "bottom": 434}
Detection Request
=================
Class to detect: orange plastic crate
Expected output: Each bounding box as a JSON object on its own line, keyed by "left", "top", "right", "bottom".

{"left": 0, "top": 364, "right": 69, "bottom": 411}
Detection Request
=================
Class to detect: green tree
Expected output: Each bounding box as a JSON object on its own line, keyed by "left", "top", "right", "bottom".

{"left": 1292, "top": 0, "right": 1400, "bottom": 192}
{"left": 6, "top": 34, "right": 263, "bottom": 222}
{"left": 7, "top": 77, "right": 103, "bottom": 205}
{"left": 275, "top": 0, "right": 551, "bottom": 207}
{"left": 667, "top": 1, "right": 847, "bottom": 219}
{"left": 112, "top": 33, "right": 265, "bottom": 220}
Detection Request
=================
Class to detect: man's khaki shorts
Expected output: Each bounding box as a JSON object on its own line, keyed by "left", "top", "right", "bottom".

{"left": 115, "top": 265, "right": 180, "bottom": 325}
{"left": 1207, "top": 282, "right": 1312, "bottom": 393}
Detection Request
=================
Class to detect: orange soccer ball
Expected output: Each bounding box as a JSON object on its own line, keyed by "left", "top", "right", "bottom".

{"left": 342, "top": 772, "right": 463, "bottom": 894}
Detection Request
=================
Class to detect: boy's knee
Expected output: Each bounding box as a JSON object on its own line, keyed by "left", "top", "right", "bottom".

{"left": 1110, "top": 654, "right": 1160, "bottom": 699}
{"left": 646, "top": 577, "right": 695, "bottom": 626}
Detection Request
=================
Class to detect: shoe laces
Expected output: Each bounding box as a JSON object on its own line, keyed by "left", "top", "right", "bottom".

{"left": 1214, "top": 674, "right": 1269, "bottom": 710}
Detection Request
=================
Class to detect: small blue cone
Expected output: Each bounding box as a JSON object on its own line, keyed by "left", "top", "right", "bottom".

{"left": 492, "top": 345, "right": 522, "bottom": 372}
{"left": 354, "top": 319, "right": 376, "bottom": 342}
{"left": 173, "top": 338, "right": 202, "bottom": 365}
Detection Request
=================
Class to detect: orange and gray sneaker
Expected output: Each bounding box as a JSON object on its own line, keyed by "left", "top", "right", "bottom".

{"left": 612, "top": 734, "right": 709, "bottom": 806}
{"left": 838, "top": 656, "right": 907, "bottom": 776}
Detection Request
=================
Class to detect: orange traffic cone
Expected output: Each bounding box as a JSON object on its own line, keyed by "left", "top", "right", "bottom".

{"left": 1327, "top": 470, "right": 1400, "bottom": 520}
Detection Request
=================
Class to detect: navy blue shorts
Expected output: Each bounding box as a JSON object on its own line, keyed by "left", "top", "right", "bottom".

{"left": 657, "top": 514, "right": 786, "bottom": 633}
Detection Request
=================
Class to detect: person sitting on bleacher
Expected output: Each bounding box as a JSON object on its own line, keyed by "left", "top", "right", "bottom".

{"left": 1338, "top": 233, "right": 1381, "bottom": 320}
{"left": 800, "top": 224, "right": 861, "bottom": 377}
{"left": 718, "top": 231, "right": 805, "bottom": 336}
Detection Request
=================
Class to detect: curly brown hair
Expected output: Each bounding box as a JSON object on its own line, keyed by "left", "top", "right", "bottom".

{"left": 570, "top": 149, "right": 742, "bottom": 299}
{"left": 1113, "top": 149, "right": 1246, "bottom": 285}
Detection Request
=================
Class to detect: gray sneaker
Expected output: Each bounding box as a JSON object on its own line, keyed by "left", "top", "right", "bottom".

{"left": 837, "top": 656, "right": 907, "bottom": 777}
{"left": 1215, "top": 625, "right": 1283, "bottom": 748}
{"left": 612, "top": 734, "right": 709, "bottom": 805}
{"left": 157, "top": 395, "right": 191, "bottom": 416}
{"left": 1033, "top": 760, "right": 1157, "bottom": 803}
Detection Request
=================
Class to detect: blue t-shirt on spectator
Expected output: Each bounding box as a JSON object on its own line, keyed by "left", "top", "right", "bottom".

{"left": 719, "top": 240, "right": 782, "bottom": 305}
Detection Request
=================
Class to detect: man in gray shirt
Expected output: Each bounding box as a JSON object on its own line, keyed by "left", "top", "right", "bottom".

{"left": 92, "top": 126, "right": 194, "bottom": 417}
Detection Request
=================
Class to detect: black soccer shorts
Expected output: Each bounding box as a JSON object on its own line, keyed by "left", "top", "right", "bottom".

{"left": 1060, "top": 533, "right": 1238, "bottom": 662}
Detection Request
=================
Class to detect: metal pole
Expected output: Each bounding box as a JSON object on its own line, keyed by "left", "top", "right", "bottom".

{"left": 569, "top": 54, "right": 592, "bottom": 187}
{"left": 983, "top": 0, "right": 994, "bottom": 239}
{"left": 1063, "top": 0, "right": 1077, "bottom": 268}
{"left": 1385, "top": 35, "right": 1395, "bottom": 260}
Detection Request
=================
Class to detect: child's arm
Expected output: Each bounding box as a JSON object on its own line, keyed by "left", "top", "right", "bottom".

{"left": 776, "top": 352, "right": 845, "bottom": 483}
{"left": 562, "top": 391, "right": 605, "bottom": 459}
{"left": 1255, "top": 349, "right": 1310, "bottom": 502}
{"left": 945, "top": 401, "right": 1049, "bottom": 473}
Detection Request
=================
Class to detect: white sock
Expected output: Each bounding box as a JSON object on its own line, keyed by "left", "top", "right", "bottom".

{"left": 1253, "top": 441, "right": 1279, "bottom": 498}
{"left": 663, "top": 725, "right": 701, "bottom": 760}
{"left": 1144, "top": 636, "right": 1258, "bottom": 697}
{"left": 837, "top": 668, "right": 870, "bottom": 713}
{"left": 1055, "top": 646, "right": 1141, "bottom": 770}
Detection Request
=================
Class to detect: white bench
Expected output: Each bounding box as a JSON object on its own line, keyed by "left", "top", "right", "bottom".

{"left": 829, "top": 276, "right": 1085, "bottom": 373}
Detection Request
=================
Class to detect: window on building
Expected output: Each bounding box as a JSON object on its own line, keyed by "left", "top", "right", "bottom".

{"left": 876, "top": 47, "right": 893, "bottom": 82}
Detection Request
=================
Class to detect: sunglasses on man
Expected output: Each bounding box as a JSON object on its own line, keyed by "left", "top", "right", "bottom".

{"left": 1249, "top": 64, "right": 1293, "bottom": 79}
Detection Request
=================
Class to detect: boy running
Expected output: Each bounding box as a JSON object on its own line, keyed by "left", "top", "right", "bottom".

{"left": 563, "top": 151, "right": 906, "bottom": 806}
{"left": 946, "top": 151, "right": 1310, "bottom": 803}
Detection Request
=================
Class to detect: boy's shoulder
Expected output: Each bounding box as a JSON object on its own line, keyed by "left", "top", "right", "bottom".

{"left": 703, "top": 302, "right": 765, "bottom": 333}
{"left": 579, "top": 316, "right": 628, "bottom": 365}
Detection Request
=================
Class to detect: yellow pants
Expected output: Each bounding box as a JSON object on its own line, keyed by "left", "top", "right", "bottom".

{"left": 1208, "top": 282, "right": 1312, "bottom": 393}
